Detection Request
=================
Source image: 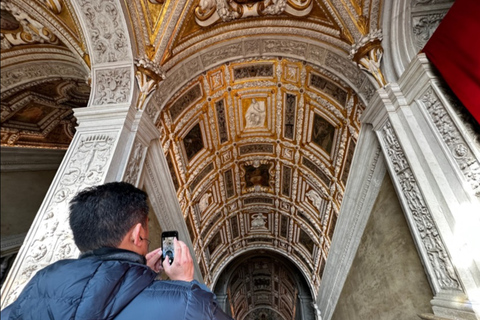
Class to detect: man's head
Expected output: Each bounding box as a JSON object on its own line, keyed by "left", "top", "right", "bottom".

{"left": 69, "top": 182, "right": 149, "bottom": 253}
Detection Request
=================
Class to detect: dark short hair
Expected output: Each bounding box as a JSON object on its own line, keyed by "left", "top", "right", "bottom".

{"left": 69, "top": 182, "right": 149, "bottom": 252}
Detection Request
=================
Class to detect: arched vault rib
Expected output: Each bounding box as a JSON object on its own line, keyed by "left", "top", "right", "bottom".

{"left": 151, "top": 38, "right": 376, "bottom": 115}
{"left": 154, "top": 57, "right": 364, "bottom": 304}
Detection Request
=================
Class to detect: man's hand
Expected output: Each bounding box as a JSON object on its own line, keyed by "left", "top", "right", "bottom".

{"left": 162, "top": 238, "right": 194, "bottom": 282}
{"left": 146, "top": 247, "right": 163, "bottom": 274}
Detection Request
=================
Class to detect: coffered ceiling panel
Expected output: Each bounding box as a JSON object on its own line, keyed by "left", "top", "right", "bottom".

{"left": 156, "top": 57, "right": 364, "bottom": 298}
{"left": 1, "top": 0, "right": 90, "bottom": 149}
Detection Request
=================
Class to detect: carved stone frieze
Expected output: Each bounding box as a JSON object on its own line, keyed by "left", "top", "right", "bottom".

{"left": 92, "top": 67, "right": 131, "bottom": 105}
{"left": 325, "top": 51, "right": 366, "bottom": 89}
{"left": 77, "top": 0, "right": 131, "bottom": 64}
{"left": 2, "top": 133, "right": 117, "bottom": 306}
{"left": 412, "top": 13, "right": 446, "bottom": 51}
{"left": 194, "top": 0, "right": 312, "bottom": 27}
{"left": 381, "top": 120, "right": 462, "bottom": 293}
{"left": 1, "top": 62, "right": 85, "bottom": 91}
{"left": 420, "top": 87, "right": 480, "bottom": 197}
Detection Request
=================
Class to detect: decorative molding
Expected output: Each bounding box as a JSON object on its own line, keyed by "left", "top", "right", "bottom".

{"left": 135, "top": 57, "right": 165, "bottom": 118}
{"left": 0, "top": 234, "right": 26, "bottom": 256}
{"left": 1, "top": 62, "right": 86, "bottom": 92}
{"left": 1, "top": 133, "right": 117, "bottom": 307}
{"left": 194, "top": 0, "right": 312, "bottom": 27}
{"left": 420, "top": 87, "right": 480, "bottom": 197}
{"left": 412, "top": 12, "right": 446, "bottom": 51}
{"left": 317, "top": 125, "right": 385, "bottom": 320}
{"left": 76, "top": 0, "right": 132, "bottom": 64}
{"left": 380, "top": 120, "right": 462, "bottom": 293}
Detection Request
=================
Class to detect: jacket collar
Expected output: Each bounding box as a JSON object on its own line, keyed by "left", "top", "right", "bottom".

{"left": 79, "top": 247, "right": 146, "bottom": 265}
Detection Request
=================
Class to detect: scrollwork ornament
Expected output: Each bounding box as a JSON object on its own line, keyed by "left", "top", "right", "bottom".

{"left": 77, "top": 0, "right": 131, "bottom": 64}
{"left": 421, "top": 87, "right": 480, "bottom": 196}
{"left": 0, "top": 2, "right": 59, "bottom": 47}
{"left": 3, "top": 133, "right": 117, "bottom": 305}
{"left": 93, "top": 68, "right": 131, "bottom": 105}
{"left": 381, "top": 121, "right": 461, "bottom": 292}
{"left": 194, "top": 0, "right": 311, "bottom": 27}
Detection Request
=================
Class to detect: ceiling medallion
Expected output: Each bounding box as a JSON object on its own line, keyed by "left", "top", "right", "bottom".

{"left": 194, "top": 0, "right": 313, "bottom": 27}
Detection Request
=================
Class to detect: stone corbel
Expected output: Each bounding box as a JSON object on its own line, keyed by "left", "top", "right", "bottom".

{"left": 134, "top": 57, "right": 165, "bottom": 112}
{"left": 349, "top": 29, "right": 387, "bottom": 88}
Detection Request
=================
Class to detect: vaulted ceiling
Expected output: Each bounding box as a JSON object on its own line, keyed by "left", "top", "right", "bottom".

{"left": 1, "top": 0, "right": 384, "bottom": 318}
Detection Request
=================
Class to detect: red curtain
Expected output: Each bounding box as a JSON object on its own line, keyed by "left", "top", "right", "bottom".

{"left": 423, "top": 0, "right": 480, "bottom": 125}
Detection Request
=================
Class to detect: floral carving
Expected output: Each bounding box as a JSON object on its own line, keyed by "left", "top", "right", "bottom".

{"left": 421, "top": 88, "right": 480, "bottom": 197}
{"left": 194, "top": 0, "right": 312, "bottom": 27}
{"left": 93, "top": 67, "right": 131, "bottom": 105}
{"left": 77, "top": 0, "right": 131, "bottom": 64}
{"left": 0, "top": 2, "right": 59, "bottom": 47}
{"left": 3, "top": 133, "right": 116, "bottom": 305}
{"left": 412, "top": 13, "right": 446, "bottom": 50}
{"left": 382, "top": 121, "right": 461, "bottom": 292}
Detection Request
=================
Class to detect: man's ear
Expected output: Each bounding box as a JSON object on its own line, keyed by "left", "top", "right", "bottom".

{"left": 131, "top": 223, "right": 143, "bottom": 247}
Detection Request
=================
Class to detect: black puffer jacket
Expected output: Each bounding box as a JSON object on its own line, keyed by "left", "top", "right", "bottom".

{"left": 1, "top": 248, "right": 232, "bottom": 320}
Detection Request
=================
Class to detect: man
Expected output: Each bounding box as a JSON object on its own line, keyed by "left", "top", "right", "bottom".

{"left": 1, "top": 182, "right": 232, "bottom": 319}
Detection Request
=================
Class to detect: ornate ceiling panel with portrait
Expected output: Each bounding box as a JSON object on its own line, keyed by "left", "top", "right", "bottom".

{"left": 156, "top": 57, "right": 365, "bottom": 296}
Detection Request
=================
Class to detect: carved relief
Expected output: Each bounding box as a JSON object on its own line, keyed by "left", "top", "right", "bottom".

{"left": 250, "top": 213, "right": 268, "bottom": 232}
{"left": 199, "top": 192, "right": 212, "bottom": 213}
{"left": 245, "top": 99, "right": 266, "bottom": 129}
{"left": 421, "top": 87, "right": 480, "bottom": 196}
{"left": 77, "top": 0, "right": 131, "bottom": 64}
{"left": 306, "top": 189, "right": 322, "bottom": 211}
{"left": 3, "top": 133, "right": 116, "bottom": 305}
{"left": 93, "top": 67, "right": 131, "bottom": 105}
{"left": 194, "top": 0, "right": 312, "bottom": 27}
{"left": 135, "top": 57, "right": 165, "bottom": 114}
{"left": 0, "top": 2, "right": 59, "bottom": 47}
{"left": 1, "top": 63, "right": 85, "bottom": 90}
{"left": 349, "top": 30, "right": 386, "bottom": 87}
{"left": 381, "top": 121, "right": 461, "bottom": 292}
{"left": 412, "top": 13, "right": 446, "bottom": 50}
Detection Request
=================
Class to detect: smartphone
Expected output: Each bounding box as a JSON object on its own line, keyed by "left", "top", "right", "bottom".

{"left": 161, "top": 231, "right": 178, "bottom": 265}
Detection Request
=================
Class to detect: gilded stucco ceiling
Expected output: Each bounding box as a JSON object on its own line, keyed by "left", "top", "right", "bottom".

{"left": 1, "top": 0, "right": 384, "bottom": 318}
{"left": 1, "top": 0, "right": 89, "bottom": 148}
{"left": 155, "top": 57, "right": 364, "bottom": 310}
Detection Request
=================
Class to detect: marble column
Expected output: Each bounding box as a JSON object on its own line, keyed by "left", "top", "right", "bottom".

{"left": 363, "top": 53, "right": 480, "bottom": 320}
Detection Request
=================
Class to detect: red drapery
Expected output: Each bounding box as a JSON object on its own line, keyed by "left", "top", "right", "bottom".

{"left": 423, "top": 0, "right": 480, "bottom": 125}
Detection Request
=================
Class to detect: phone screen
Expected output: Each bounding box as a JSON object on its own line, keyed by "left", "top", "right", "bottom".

{"left": 162, "top": 231, "right": 178, "bottom": 264}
